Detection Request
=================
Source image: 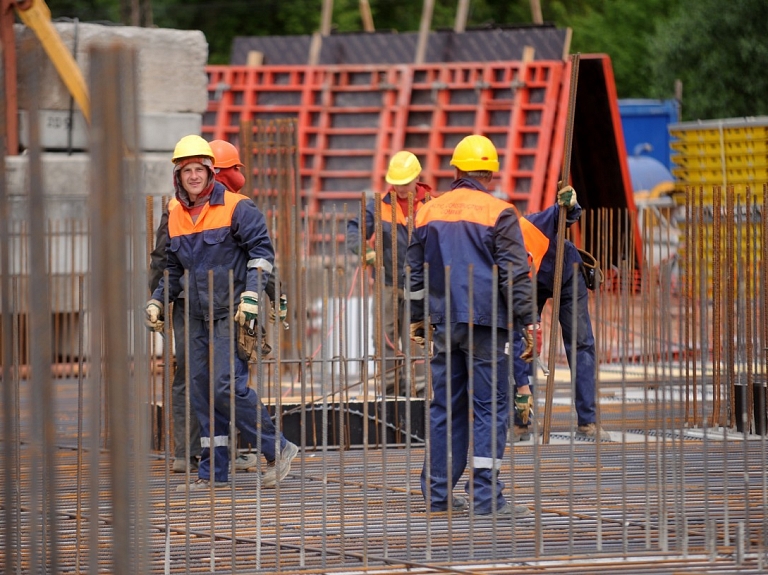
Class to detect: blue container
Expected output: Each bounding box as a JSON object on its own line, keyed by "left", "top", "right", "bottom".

{"left": 618, "top": 99, "right": 679, "bottom": 170}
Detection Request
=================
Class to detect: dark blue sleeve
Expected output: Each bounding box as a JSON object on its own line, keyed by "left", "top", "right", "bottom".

{"left": 405, "top": 230, "right": 426, "bottom": 322}
{"left": 231, "top": 199, "right": 275, "bottom": 294}
{"left": 346, "top": 198, "right": 376, "bottom": 255}
{"left": 494, "top": 208, "right": 535, "bottom": 327}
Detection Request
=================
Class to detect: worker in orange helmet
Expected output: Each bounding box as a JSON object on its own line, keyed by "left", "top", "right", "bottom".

{"left": 209, "top": 139, "right": 246, "bottom": 194}
{"left": 346, "top": 150, "right": 432, "bottom": 397}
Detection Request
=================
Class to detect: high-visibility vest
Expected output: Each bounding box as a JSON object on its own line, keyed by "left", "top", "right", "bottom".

{"left": 519, "top": 216, "right": 550, "bottom": 275}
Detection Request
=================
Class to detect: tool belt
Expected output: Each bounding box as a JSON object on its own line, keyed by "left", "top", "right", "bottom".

{"left": 577, "top": 248, "right": 604, "bottom": 291}
{"left": 237, "top": 323, "right": 272, "bottom": 362}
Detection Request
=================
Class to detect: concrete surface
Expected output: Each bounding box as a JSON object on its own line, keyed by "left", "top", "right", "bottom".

{"left": 19, "top": 110, "right": 202, "bottom": 152}
{"left": 15, "top": 22, "right": 208, "bottom": 114}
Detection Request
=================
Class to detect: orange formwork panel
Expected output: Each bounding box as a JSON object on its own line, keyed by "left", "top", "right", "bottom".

{"left": 399, "top": 61, "right": 564, "bottom": 212}
{"left": 203, "top": 60, "right": 567, "bottom": 215}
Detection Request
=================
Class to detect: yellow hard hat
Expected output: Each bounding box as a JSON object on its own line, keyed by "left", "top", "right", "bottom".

{"left": 172, "top": 135, "right": 215, "bottom": 164}
{"left": 385, "top": 151, "right": 422, "bottom": 185}
{"left": 450, "top": 134, "right": 499, "bottom": 172}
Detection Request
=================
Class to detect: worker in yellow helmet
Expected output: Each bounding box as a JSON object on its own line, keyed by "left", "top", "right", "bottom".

{"left": 346, "top": 150, "right": 432, "bottom": 397}
{"left": 146, "top": 134, "right": 298, "bottom": 490}
{"left": 405, "top": 134, "right": 537, "bottom": 518}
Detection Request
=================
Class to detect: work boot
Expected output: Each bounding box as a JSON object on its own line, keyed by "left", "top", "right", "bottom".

{"left": 475, "top": 501, "right": 531, "bottom": 519}
{"left": 261, "top": 442, "right": 299, "bottom": 488}
{"left": 576, "top": 423, "right": 608, "bottom": 440}
{"left": 430, "top": 495, "right": 468, "bottom": 513}
{"left": 176, "top": 478, "right": 229, "bottom": 493}
{"left": 509, "top": 425, "right": 531, "bottom": 443}
{"left": 233, "top": 452, "right": 258, "bottom": 472}
{"left": 172, "top": 456, "right": 199, "bottom": 473}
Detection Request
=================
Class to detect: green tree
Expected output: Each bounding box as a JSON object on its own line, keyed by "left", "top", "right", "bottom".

{"left": 541, "top": 0, "right": 681, "bottom": 99}
{"left": 42, "top": 0, "right": 674, "bottom": 103}
{"left": 650, "top": 0, "right": 768, "bottom": 120}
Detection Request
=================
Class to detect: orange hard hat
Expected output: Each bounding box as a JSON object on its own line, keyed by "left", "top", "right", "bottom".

{"left": 210, "top": 140, "right": 244, "bottom": 169}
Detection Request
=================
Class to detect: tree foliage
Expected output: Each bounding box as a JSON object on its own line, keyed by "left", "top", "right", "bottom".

{"left": 650, "top": 0, "right": 768, "bottom": 120}
{"left": 44, "top": 0, "right": 765, "bottom": 119}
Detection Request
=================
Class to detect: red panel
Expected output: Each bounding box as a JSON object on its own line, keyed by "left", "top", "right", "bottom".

{"left": 204, "top": 61, "right": 567, "bottom": 216}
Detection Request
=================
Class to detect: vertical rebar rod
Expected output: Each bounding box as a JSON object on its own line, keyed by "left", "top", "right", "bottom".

{"left": 543, "top": 53, "right": 579, "bottom": 442}
{"left": 26, "top": 40, "right": 56, "bottom": 574}
{"left": 89, "top": 43, "right": 144, "bottom": 575}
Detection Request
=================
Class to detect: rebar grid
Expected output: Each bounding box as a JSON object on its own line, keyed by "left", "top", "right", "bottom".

{"left": 3, "top": 41, "right": 768, "bottom": 575}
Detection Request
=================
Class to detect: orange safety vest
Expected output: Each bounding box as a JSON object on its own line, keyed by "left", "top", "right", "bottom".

{"left": 519, "top": 217, "right": 550, "bottom": 275}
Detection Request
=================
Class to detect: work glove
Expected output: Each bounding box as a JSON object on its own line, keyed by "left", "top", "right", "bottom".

{"left": 519, "top": 323, "right": 542, "bottom": 363}
{"left": 234, "top": 291, "right": 260, "bottom": 327}
{"left": 364, "top": 247, "right": 376, "bottom": 266}
{"left": 410, "top": 320, "right": 429, "bottom": 346}
{"left": 269, "top": 293, "right": 288, "bottom": 323}
{"left": 144, "top": 299, "right": 164, "bottom": 332}
{"left": 557, "top": 185, "right": 577, "bottom": 210}
{"left": 515, "top": 393, "right": 534, "bottom": 425}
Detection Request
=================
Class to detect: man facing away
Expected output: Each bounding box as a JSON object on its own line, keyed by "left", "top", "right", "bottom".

{"left": 512, "top": 185, "right": 604, "bottom": 441}
{"left": 406, "top": 134, "right": 540, "bottom": 518}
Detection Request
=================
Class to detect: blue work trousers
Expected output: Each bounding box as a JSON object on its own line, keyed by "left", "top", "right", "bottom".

{"left": 171, "top": 300, "right": 200, "bottom": 459}
{"left": 514, "top": 271, "right": 596, "bottom": 426}
{"left": 422, "top": 322, "right": 512, "bottom": 514}
{"left": 187, "top": 316, "right": 285, "bottom": 482}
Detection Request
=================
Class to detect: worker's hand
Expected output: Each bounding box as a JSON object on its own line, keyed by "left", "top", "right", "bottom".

{"left": 235, "top": 291, "right": 259, "bottom": 327}
{"left": 410, "top": 321, "right": 429, "bottom": 346}
{"left": 365, "top": 248, "right": 376, "bottom": 266}
{"left": 520, "top": 323, "right": 542, "bottom": 363}
{"left": 514, "top": 393, "right": 534, "bottom": 425}
{"left": 144, "top": 299, "right": 164, "bottom": 332}
{"left": 269, "top": 294, "right": 288, "bottom": 323}
{"left": 557, "top": 185, "right": 577, "bottom": 210}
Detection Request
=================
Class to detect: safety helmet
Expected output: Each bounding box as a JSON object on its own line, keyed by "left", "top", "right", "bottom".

{"left": 210, "top": 139, "right": 244, "bottom": 169}
{"left": 171, "top": 135, "right": 214, "bottom": 164}
{"left": 385, "top": 151, "right": 422, "bottom": 185}
{"left": 450, "top": 134, "right": 499, "bottom": 172}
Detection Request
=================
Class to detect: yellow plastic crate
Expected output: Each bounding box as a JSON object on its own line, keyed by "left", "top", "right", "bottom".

{"left": 670, "top": 140, "right": 723, "bottom": 155}
{"left": 724, "top": 139, "right": 768, "bottom": 154}
{"left": 670, "top": 124, "right": 768, "bottom": 144}
{"left": 671, "top": 153, "right": 768, "bottom": 169}
{"left": 672, "top": 165, "right": 768, "bottom": 184}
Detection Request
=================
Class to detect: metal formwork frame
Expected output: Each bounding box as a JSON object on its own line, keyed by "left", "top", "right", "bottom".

{"left": 203, "top": 60, "right": 568, "bottom": 216}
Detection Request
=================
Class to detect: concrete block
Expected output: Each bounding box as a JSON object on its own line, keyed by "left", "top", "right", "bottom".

{"left": 19, "top": 110, "right": 202, "bottom": 152}
{"left": 5, "top": 153, "right": 173, "bottom": 220}
{"left": 16, "top": 22, "right": 208, "bottom": 114}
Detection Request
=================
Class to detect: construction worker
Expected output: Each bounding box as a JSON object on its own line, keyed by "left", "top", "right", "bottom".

{"left": 511, "top": 185, "right": 603, "bottom": 441}
{"left": 149, "top": 139, "right": 287, "bottom": 473}
{"left": 346, "top": 150, "right": 431, "bottom": 397}
{"left": 406, "top": 134, "right": 539, "bottom": 518}
{"left": 145, "top": 135, "right": 298, "bottom": 491}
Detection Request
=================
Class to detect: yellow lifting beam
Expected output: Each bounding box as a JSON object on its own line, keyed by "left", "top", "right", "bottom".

{"left": 15, "top": 0, "right": 90, "bottom": 123}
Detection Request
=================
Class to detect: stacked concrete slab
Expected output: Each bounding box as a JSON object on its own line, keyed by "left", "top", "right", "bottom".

{"left": 11, "top": 22, "right": 209, "bottom": 205}
{"left": 6, "top": 23, "right": 209, "bottom": 326}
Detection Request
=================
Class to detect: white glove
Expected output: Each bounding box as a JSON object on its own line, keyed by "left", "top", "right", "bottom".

{"left": 269, "top": 293, "right": 288, "bottom": 323}
{"left": 234, "top": 291, "right": 259, "bottom": 327}
{"left": 557, "top": 185, "right": 577, "bottom": 209}
{"left": 144, "top": 299, "right": 164, "bottom": 332}
{"left": 365, "top": 248, "right": 376, "bottom": 266}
